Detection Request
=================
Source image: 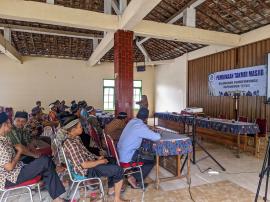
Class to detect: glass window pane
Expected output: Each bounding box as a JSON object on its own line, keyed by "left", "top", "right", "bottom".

{"left": 108, "top": 103, "right": 114, "bottom": 109}
{"left": 104, "top": 80, "right": 115, "bottom": 87}
{"left": 104, "top": 103, "right": 109, "bottom": 110}
{"left": 104, "top": 88, "right": 109, "bottom": 95}
{"left": 134, "top": 89, "right": 140, "bottom": 95}
{"left": 109, "top": 88, "right": 114, "bottom": 95}
{"left": 133, "top": 80, "right": 142, "bottom": 87}
{"left": 109, "top": 95, "right": 114, "bottom": 102}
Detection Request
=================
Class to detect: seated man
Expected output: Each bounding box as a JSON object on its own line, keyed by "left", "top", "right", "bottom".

{"left": 26, "top": 107, "right": 56, "bottom": 145}
{"left": 59, "top": 100, "right": 69, "bottom": 112}
{"left": 51, "top": 111, "right": 75, "bottom": 165}
{"left": 104, "top": 112, "right": 128, "bottom": 142}
{"left": 48, "top": 103, "right": 59, "bottom": 123}
{"left": 62, "top": 115, "right": 129, "bottom": 202}
{"left": 87, "top": 106, "right": 103, "bottom": 137}
{"left": 33, "top": 100, "right": 44, "bottom": 112}
{"left": 72, "top": 105, "right": 105, "bottom": 156}
{"left": 117, "top": 108, "right": 161, "bottom": 188}
{"left": 0, "top": 112, "right": 65, "bottom": 202}
{"left": 6, "top": 111, "right": 40, "bottom": 164}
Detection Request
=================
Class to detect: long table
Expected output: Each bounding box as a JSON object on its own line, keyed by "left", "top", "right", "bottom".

{"left": 154, "top": 112, "right": 260, "bottom": 158}
{"left": 141, "top": 128, "right": 192, "bottom": 189}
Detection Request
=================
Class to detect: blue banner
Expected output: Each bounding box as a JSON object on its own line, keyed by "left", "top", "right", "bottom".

{"left": 208, "top": 65, "right": 267, "bottom": 96}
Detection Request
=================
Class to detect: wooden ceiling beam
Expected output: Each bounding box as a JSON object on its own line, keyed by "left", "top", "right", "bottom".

{"left": 134, "top": 20, "right": 240, "bottom": 47}
{"left": 88, "top": 0, "right": 162, "bottom": 66}
{"left": 0, "top": 23, "right": 103, "bottom": 39}
{"left": 166, "top": 0, "right": 205, "bottom": 24}
{"left": 0, "top": 0, "right": 242, "bottom": 62}
{"left": 0, "top": 0, "right": 119, "bottom": 32}
{"left": 0, "top": 33, "right": 22, "bottom": 63}
{"left": 136, "top": 40, "right": 151, "bottom": 62}
{"left": 137, "top": 0, "right": 206, "bottom": 46}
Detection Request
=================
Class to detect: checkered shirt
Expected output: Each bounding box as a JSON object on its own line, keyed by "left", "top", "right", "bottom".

{"left": 63, "top": 136, "right": 98, "bottom": 176}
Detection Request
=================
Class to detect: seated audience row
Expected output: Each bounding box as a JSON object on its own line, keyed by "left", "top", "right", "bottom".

{"left": 0, "top": 98, "right": 159, "bottom": 201}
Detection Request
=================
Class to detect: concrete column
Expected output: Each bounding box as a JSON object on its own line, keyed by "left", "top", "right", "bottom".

{"left": 114, "top": 30, "right": 134, "bottom": 118}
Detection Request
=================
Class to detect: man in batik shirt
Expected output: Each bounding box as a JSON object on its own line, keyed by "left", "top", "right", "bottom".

{"left": 6, "top": 111, "right": 40, "bottom": 164}
{"left": 0, "top": 112, "right": 65, "bottom": 202}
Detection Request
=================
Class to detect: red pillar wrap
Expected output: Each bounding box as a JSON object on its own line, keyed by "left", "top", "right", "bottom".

{"left": 114, "top": 30, "right": 134, "bottom": 119}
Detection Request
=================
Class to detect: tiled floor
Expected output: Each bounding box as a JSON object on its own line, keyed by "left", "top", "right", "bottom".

{"left": 2, "top": 140, "right": 269, "bottom": 202}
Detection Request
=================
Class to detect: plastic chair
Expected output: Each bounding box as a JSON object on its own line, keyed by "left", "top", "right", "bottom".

{"left": 60, "top": 144, "right": 105, "bottom": 201}
{"left": 88, "top": 124, "right": 102, "bottom": 147}
{"left": 104, "top": 134, "right": 145, "bottom": 191}
{"left": 102, "top": 130, "right": 110, "bottom": 156}
{"left": 0, "top": 176, "right": 42, "bottom": 202}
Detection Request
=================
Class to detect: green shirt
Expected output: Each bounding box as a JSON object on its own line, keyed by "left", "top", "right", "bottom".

{"left": 6, "top": 125, "right": 32, "bottom": 146}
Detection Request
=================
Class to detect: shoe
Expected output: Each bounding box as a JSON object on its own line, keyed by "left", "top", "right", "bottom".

{"left": 128, "top": 182, "right": 148, "bottom": 189}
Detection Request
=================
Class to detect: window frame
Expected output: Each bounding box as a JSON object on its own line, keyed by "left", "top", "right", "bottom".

{"left": 133, "top": 80, "right": 142, "bottom": 110}
{"left": 103, "top": 79, "right": 115, "bottom": 111}
{"left": 103, "top": 79, "right": 143, "bottom": 111}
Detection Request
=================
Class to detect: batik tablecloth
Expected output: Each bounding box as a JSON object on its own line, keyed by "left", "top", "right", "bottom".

{"left": 155, "top": 112, "right": 195, "bottom": 125}
{"left": 195, "top": 117, "right": 260, "bottom": 134}
{"left": 141, "top": 129, "right": 192, "bottom": 156}
{"left": 155, "top": 112, "right": 260, "bottom": 134}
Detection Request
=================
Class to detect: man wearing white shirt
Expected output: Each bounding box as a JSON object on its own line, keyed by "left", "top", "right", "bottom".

{"left": 117, "top": 107, "right": 161, "bottom": 188}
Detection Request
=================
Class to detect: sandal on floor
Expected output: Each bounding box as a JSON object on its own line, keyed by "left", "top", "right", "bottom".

{"left": 108, "top": 187, "right": 126, "bottom": 196}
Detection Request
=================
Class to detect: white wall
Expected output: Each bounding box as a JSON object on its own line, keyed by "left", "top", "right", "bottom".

{"left": 155, "top": 54, "right": 188, "bottom": 112}
{"left": 0, "top": 55, "right": 155, "bottom": 115}
{"left": 155, "top": 45, "right": 233, "bottom": 112}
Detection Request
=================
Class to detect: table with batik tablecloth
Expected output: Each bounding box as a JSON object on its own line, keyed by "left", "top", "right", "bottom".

{"left": 154, "top": 112, "right": 260, "bottom": 158}
{"left": 195, "top": 117, "right": 260, "bottom": 157}
{"left": 154, "top": 112, "right": 194, "bottom": 133}
{"left": 141, "top": 128, "right": 192, "bottom": 189}
{"left": 96, "top": 111, "right": 114, "bottom": 128}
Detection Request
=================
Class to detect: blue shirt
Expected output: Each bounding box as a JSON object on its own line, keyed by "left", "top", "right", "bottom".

{"left": 117, "top": 118, "right": 161, "bottom": 163}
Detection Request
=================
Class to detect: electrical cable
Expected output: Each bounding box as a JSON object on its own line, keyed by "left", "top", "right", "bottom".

{"left": 188, "top": 178, "right": 196, "bottom": 202}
